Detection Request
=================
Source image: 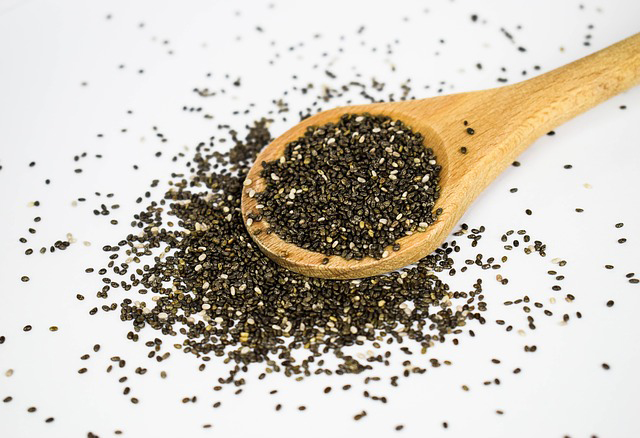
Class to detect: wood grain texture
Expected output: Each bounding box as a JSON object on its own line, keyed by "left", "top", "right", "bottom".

{"left": 241, "top": 32, "right": 640, "bottom": 279}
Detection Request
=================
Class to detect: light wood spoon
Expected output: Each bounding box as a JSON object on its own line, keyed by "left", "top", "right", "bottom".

{"left": 241, "top": 32, "right": 640, "bottom": 279}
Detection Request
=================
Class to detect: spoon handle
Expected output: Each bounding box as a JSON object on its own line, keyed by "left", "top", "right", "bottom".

{"left": 448, "top": 32, "right": 640, "bottom": 205}
{"left": 504, "top": 32, "right": 640, "bottom": 139}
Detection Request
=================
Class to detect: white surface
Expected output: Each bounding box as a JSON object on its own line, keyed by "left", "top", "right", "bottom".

{"left": 1, "top": 1, "right": 639, "bottom": 437}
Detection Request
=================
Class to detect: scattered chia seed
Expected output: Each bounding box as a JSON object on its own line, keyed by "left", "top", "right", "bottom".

{"left": 4, "top": 10, "right": 636, "bottom": 435}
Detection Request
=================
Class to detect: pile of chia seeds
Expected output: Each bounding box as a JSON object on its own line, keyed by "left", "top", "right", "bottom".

{"left": 107, "top": 118, "right": 476, "bottom": 381}
{"left": 256, "top": 113, "right": 441, "bottom": 260}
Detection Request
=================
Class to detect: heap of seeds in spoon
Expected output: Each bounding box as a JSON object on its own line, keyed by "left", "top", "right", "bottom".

{"left": 255, "top": 113, "right": 442, "bottom": 260}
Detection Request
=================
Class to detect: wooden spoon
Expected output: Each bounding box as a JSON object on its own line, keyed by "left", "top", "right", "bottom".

{"left": 241, "top": 32, "right": 640, "bottom": 280}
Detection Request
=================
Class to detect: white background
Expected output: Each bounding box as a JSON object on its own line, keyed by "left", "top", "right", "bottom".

{"left": 0, "top": 1, "right": 639, "bottom": 437}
